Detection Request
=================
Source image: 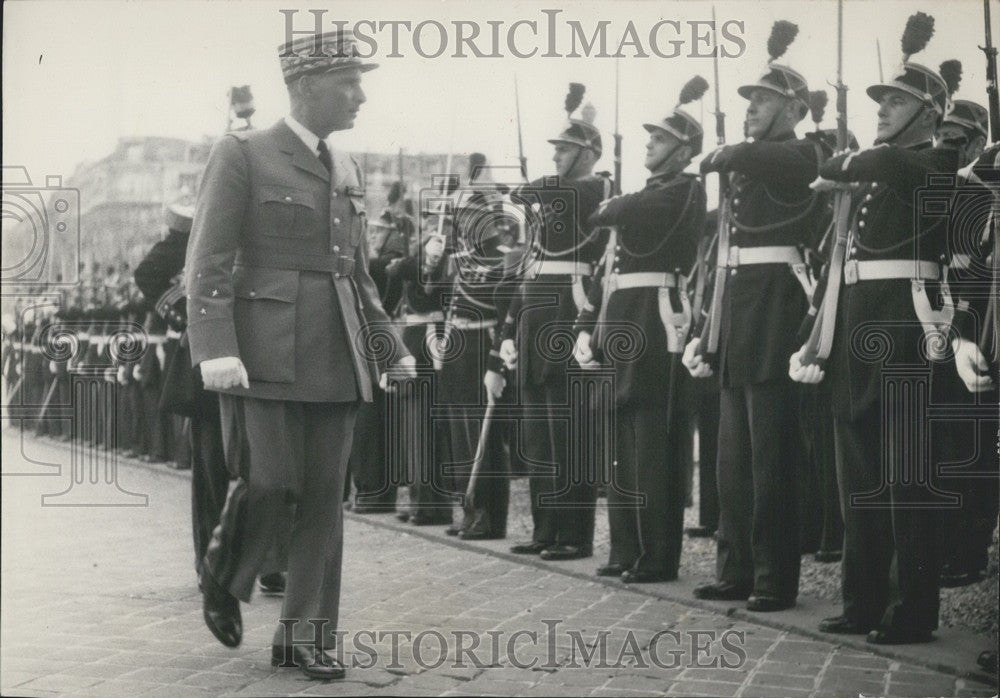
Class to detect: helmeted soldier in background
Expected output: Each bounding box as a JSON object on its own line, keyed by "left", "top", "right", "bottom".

{"left": 574, "top": 78, "right": 707, "bottom": 583}
{"left": 790, "top": 16, "right": 959, "bottom": 643}
{"left": 438, "top": 157, "right": 511, "bottom": 540}
{"left": 685, "top": 23, "right": 826, "bottom": 612}
{"left": 932, "top": 80, "right": 997, "bottom": 589}
{"left": 497, "top": 85, "right": 612, "bottom": 561}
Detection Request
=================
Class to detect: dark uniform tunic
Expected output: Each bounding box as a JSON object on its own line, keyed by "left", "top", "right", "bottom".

{"left": 497, "top": 174, "right": 609, "bottom": 550}
{"left": 576, "top": 171, "right": 705, "bottom": 576}
{"left": 812, "top": 141, "right": 958, "bottom": 635}
{"left": 702, "top": 134, "right": 826, "bottom": 602}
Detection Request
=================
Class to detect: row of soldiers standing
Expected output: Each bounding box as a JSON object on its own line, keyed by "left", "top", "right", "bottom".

{"left": 350, "top": 11, "right": 997, "bottom": 650}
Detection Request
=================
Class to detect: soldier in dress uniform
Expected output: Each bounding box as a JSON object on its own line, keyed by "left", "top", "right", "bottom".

{"left": 934, "top": 94, "right": 996, "bottom": 588}
{"left": 185, "top": 29, "right": 412, "bottom": 678}
{"left": 790, "top": 27, "right": 959, "bottom": 643}
{"left": 573, "top": 80, "right": 707, "bottom": 582}
{"left": 387, "top": 206, "right": 453, "bottom": 525}
{"left": 684, "top": 24, "right": 825, "bottom": 612}
{"left": 497, "top": 87, "right": 612, "bottom": 561}
{"left": 439, "top": 162, "right": 511, "bottom": 540}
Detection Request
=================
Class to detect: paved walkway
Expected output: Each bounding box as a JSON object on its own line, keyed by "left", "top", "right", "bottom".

{"left": 1, "top": 433, "right": 996, "bottom": 697}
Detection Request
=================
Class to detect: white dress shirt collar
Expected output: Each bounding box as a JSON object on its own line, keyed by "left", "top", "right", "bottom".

{"left": 283, "top": 115, "right": 327, "bottom": 158}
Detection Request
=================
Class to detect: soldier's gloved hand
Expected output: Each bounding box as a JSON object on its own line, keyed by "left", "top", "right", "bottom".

{"left": 116, "top": 365, "right": 129, "bottom": 385}
{"left": 682, "top": 337, "right": 714, "bottom": 378}
{"left": 574, "top": 332, "right": 600, "bottom": 369}
{"left": 499, "top": 339, "right": 518, "bottom": 370}
{"left": 788, "top": 346, "right": 825, "bottom": 384}
{"left": 200, "top": 356, "right": 249, "bottom": 391}
{"left": 133, "top": 364, "right": 143, "bottom": 381}
{"left": 952, "top": 338, "right": 995, "bottom": 393}
{"left": 380, "top": 355, "right": 417, "bottom": 392}
{"left": 483, "top": 370, "right": 506, "bottom": 403}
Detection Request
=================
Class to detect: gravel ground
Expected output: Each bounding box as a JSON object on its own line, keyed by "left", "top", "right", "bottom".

{"left": 397, "top": 466, "right": 999, "bottom": 638}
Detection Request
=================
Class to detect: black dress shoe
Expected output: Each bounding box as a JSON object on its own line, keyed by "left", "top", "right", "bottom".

{"left": 818, "top": 615, "right": 873, "bottom": 635}
{"left": 685, "top": 526, "right": 716, "bottom": 538}
{"left": 458, "top": 529, "right": 499, "bottom": 541}
{"left": 621, "top": 569, "right": 677, "bottom": 584}
{"left": 940, "top": 568, "right": 984, "bottom": 588}
{"left": 977, "top": 650, "right": 998, "bottom": 674}
{"left": 445, "top": 525, "right": 462, "bottom": 536}
{"left": 866, "top": 627, "right": 933, "bottom": 645}
{"left": 351, "top": 504, "right": 396, "bottom": 514}
{"left": 272, "top": 645, "right": 346, "bottom": 680}
{"left": 693, "top": 581, "right": 751, "bottom": 601}
{"left": 201, "top": 571, "right": 242, "bottom": 648}
{"left": 746, "top": 594, "right": 795, "bottom": 612}
{"left": 258, "top": 572, "right": 286, "bottom": 595}
{"left": 814, "top": 549, "right": 843, "bottom": 563}
{"left": 539, "top": 545, "right": 592, "bottom": 561}
{"left": 510, "top": 540, "right": 550, "bottom": 555}
{"left": 596, "top": 563, "right": 628, "bottom": 577}
{"left": 395, "top": 511, "right": 410, "bottom": 522}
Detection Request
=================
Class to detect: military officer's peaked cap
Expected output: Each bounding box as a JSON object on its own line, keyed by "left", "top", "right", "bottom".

{"left": 165, "top": 202, "right": 194, "bottom": 234}
{"left": 866, "top": 62, "right": 948, "bottom": 115}
{"left": 644, "top": 108, "right": 704, "bottom": 154}
{"left": 548, "top": 119, "right": 603, "bottom": 157}
{"left": 943, "top": 99, "right": 989, "bottom": 139}
{"left": 738, "top": 64, "right": 810, "bottom": 110}
{"left": 278, "top": 29, "right": 378, "bottom": 84}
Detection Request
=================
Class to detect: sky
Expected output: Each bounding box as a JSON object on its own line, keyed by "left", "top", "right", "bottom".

{"left": 3, "top": 0, "right": 996, "bottom": 194}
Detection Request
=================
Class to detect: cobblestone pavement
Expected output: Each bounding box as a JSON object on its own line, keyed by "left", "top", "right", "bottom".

{"left": 1, "top": 434, "right": 997, "bottom": 697}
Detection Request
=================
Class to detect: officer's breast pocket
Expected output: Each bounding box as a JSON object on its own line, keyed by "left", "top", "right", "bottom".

{"left": 258, "top": 185, "right": 316, "bottom": 238}
{"left": 232, "top": 266, "right": 298, "bottom": 383}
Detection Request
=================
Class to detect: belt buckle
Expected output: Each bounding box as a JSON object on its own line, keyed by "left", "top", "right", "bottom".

{"left": 844, "top": 259, "right": 858, "bottom": 285}
{"left": 727, "top": 246, "right": 740, "bottom": 267}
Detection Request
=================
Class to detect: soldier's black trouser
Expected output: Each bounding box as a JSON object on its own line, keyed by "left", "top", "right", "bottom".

{"left": 349, "top": 394, "right": 399, "bottom": 509}
{"left": 205, "top": 396, "right": 356, "bottom": 646}
{"left": 834, "top": 406, "right": 941, "bottom": 634}
{"left": 716, "top": 380, "right": 801, "bottom": 600}
{"left": 521, "top": 379, "right": 596, "bottom": 549}
{"left": 694, "top": 383, "right": 720, "bottom": 531}
{"left": 799, "top": 384, "right": 842, "bottom": 554}
{"left": 606, "top": 405, "right": 686, "bottom": 576}
{"left": 191, "top": 394, "right": 230, "bottom": 574}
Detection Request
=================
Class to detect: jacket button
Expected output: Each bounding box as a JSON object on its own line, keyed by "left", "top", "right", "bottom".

{"left": 199, "top": 308, "right": 207, "bottom": 315}
{"left": 733, "top": 198, "right": 740, "bottom": 205}
{"left": 249, "top": 291, "right": 256, "bottom": 298}
{"left": 858, "top": 221, "right": 865, "bottom": 228}
{"left": 860, "top": 207, "right": 868, "bottom": 215}
{"left": 333, "top": 245, "right": 340, "bottom": 252}
{"left": 333, "top": 217, "right": 341, "bottom": 225}
{"left": 284, "top": 196, "right": 292, "bottom": 202}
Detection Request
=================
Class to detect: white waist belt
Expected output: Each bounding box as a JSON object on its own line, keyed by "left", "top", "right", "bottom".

{"left": 844, "top": 259, "right": 941, "bottom": 286}
{"left": 533, "top": 261, "right": 593, "bottom": 276}
{"left": 606, "top": 271, "right": 680, "bottom": 291}
{"left": 727, "top": 245, "right": 803, "bottom": 267}
{"left": 403, "top": 311, "right": 445, "bottom": 325}
{"left": 448, "top": 317, "right": 497, "bottom": 331}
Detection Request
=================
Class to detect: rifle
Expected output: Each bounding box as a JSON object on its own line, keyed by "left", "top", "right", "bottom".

{"left": 613, "top": 58, "right": 623, "bottom": 196}
{"left": 981, "top": 0, "right": 1000, "bottom": 143}
{"left": 800, "top": 0, "right": 852, "bottom": 367}
{"left": 514, "top": 75, "right": 528, "bottom": 181}
{"left": 696, "top": 5, "right": 729, "bottom": 358}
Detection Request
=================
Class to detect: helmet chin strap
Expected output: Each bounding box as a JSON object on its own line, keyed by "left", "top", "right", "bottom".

{"left": 649, "top": 143, "right": 682, "bottom": 176}
{"left": 876, "top": 102, "right": 930, "bottom": 145}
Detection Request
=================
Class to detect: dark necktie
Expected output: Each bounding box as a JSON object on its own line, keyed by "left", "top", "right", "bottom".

{"left": 317, "top": 140, "right": 332, "bottom": 174}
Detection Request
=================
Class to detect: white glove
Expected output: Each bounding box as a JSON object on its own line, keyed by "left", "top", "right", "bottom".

{"left": 953, "top": 338, "right": 995, "bottom": 393}
{"left": 788, "top": 346, "right": 825, "bottom": 384}
{"left": 682, "top": 337, "right": 714, "bottom": 378}
{"left": 574, "top": 332, "right": 600, "bottom": 369}
{"left": 116, "top": 365, "right": 129, "bottom": 385}
{"left": 499, "top": 339, "right": 518, "bottom": 370}
{"left": 200, "top": 356, "right": 249, "bottom": 391}
{"left": 380, "top": 355, "right": 417, "bottom": 391}
{"left": 483, "top": 370, "right": 506, "bottom": 403}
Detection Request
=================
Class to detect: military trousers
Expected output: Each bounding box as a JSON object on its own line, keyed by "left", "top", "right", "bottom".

{"left": 715, "top": 380, "right": 801, "bottom": 600}
{"left": 204, "top": 395, "right": 357, "bottom": 646}
{"left": 834, "top": 405, "right": 942, "bottom": 634}
{"left": 606, "top": 405, "right": 686, "bottom": 576}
